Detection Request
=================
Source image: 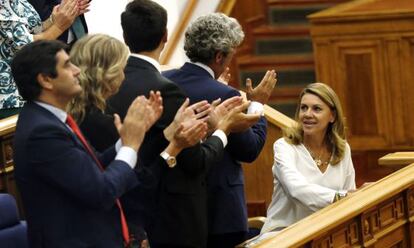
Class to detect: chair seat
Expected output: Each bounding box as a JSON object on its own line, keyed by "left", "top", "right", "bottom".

{"left": 0, "top": 194, "right": 28, "bottom": 247}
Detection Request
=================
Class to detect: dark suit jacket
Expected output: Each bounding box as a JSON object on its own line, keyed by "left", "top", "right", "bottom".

{"left": 27, "top": 0, "right": 88, "bottom": 42}
{"left": 13, "top": 102, "right": 138, "bottom": 248}
{"left": 163, "top": 62, "right": 267, "bottom": 235}
{"left": 107, "top": 56, "right": 225, "bottom": 247}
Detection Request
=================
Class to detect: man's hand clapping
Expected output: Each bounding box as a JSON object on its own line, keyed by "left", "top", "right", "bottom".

{"left": 217, "top": 101, "right": 261, "bottom": 134}
{"left": 246, "top": 70, "right": 277, "bottom": 105}
{"left": 114, "top": 91, "right": 163, "bottom": 152}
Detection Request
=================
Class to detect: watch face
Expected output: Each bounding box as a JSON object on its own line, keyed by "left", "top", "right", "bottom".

{"left": 167, "top": 157, "right": 177, "bottom": 168}
{"left": 339, "top": 192, "right": 347, "bottom": 198}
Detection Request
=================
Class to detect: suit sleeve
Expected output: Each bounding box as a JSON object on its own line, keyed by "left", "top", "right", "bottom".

{"left": 176, "top": 136, "right": 224, "bottom": 175}
{"left": 27, "top": 125, "right": 138, "bottom": 211}
{"left": 98, "top": 146, "right": 117, "bottom": 167}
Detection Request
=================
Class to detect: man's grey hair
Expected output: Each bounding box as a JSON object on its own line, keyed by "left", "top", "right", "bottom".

{"left": 184, "top": 13, "right": 245, "bottom": 64}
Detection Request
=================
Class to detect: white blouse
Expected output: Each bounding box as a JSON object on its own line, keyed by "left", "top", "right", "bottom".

{"left": 261, "top": 137, "right": 356, "bottom": 233}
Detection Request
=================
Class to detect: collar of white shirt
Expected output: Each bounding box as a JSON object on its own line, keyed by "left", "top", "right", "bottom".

{"left": 34, "top": 101, "right": 67, "bottom": 123}
{"left": 130, "top": 53, "right": 161, "bottom": 72}
{"left": 189, "top": 62, "right": 215, "bottom": 79}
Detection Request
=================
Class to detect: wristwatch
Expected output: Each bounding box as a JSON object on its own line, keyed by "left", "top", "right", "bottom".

{"left": 160, "top": 151, "right": 177, "bottom": 168}
{"left": 334, "top": 191, "right": 348, "bottom": 202}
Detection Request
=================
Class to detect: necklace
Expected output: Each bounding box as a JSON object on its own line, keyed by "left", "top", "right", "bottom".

{"left": 306, "top": 145, "right": 329, "bottom": 167}
{"left": 313, "top": 157, "right": 328, "bottom": 167}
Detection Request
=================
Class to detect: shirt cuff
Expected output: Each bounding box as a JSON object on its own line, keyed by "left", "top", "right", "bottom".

{"left": 115, "top": 139, "right": 122, "bottom": 152}
{"left": 29, "top": 35, "right": 35, "bottom": 43}
{"left": 212, "top": 129, "right": 228, "bottom": 148}
{"left": 115, "top": 146, "right": 137, "bottom": 169}
{"left": 248, "top": 101, "right": 264, "bottom": 116}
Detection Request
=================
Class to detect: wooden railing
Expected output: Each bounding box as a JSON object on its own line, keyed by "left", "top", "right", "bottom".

{"left": 379, "top": 152, "right": 414, "bottom": 170}
{"left": 0, "top": 114, "right": 22, "bottom": 216}
{"left": 0, "top": 114, "right": 18, "bottom": 178}
{"left": 240, "top": 161, "right": 414, "bottom": 247}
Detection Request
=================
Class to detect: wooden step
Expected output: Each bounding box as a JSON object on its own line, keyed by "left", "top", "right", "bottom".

{"left": 269, "top": 100, "right": 298, "bottom": 119}
{"left": 236, "top": 54, "right": 314, "bottom": 67}
{"left": 267, "top": 0, "right": 345, "bottom": 6}
{"left": 253, "top": 25, "right": 310, "bottom": 37}
{"left": 239, "top": 67, "right": 315, "bottom": 89}
{"left": 253, "top": 36, "right": 313, "bottom": 55}
{"left": 268, "top": 4, "right": 332, "bottom": 25}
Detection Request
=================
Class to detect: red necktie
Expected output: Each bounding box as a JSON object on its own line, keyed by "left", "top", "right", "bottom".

{"left": 66, "top": 114, "right": 130, "bottom": 246}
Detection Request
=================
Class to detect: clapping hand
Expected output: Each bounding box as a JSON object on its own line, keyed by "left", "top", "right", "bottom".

{"left": 52, "top": 0, "right": 90, "bottom": 31}
{"left": 78, "top": 0, "right": 91, "bottom": 15}
{"left": 246, "top": 70, "right": 277, "bottom": 104}
{"left": 163, "top": 99, "right": 210, "bottom": 156}
{"left": 146, "top": 91, "right": 163, "bottom": 131}
{"left": 218, "top": 67, "right": 231, "bottom": 85}
{"left": 52, "top": 0, "right": 77, "bottom": 31}
{"left": 217, "top": 101, "right": 261, "bottom": 134}
{"left": 164, "top": 99, "right": 210, "bottom": 141}
{"left": 114, "top": 92, "right": 163, "bottom": 152}
{"left": 207, "top": 96, "right": 243, "bottom": 134}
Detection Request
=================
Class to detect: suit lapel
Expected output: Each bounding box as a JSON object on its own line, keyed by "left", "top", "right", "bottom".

{"left": 28, "top": 103, "right": 89, "bottom": 152}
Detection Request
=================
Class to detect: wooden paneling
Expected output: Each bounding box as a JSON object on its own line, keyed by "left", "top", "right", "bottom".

{"left": 401, "top": 36, "right": 414, "bottom": 146}
{"left": 309, "top": 0, "right": 414, "bottom": 153}
{"left": 336, "top": 40, "right": 388, "bottom": 145}
{"left": 0, "top": 115, "right": 23, "bottom": 217}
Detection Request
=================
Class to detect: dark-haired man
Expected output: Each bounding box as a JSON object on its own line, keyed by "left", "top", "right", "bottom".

{"left": 108, "top": 0, "right": 260, "bottom": 247}
{"left": 12, "top": 40, "right": 162, "bottom": 247}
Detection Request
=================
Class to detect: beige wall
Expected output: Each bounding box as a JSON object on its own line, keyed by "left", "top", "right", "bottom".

{"left": 84, "top": 0, "right": 220, "bottom": 65}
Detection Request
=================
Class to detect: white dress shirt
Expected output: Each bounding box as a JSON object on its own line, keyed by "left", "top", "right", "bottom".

{"left": 34, "top": 101, "right": 137, "bottom": 168}
{"left": 261, "top": 138, "right": 356, "bottom": 233}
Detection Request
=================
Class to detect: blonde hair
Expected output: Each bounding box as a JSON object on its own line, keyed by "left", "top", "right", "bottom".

{"left": 68, "top": 34, "right": 129, "bottom": 122}
{"left": 284, "top": 82, "right": 347, "bottom": 165}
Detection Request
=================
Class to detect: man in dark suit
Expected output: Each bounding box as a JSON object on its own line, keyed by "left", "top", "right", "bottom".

{"left": 11, "top": 40, "right": 162, "bottom": 248}
{"left": 163, "top": 13, "right": 277, "bottom": 248}
{"left": 28, "top": 0, "right": 89, "bottom": 43}
{"left": 108, "top": 1, "right": 260, "bottom": 247}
